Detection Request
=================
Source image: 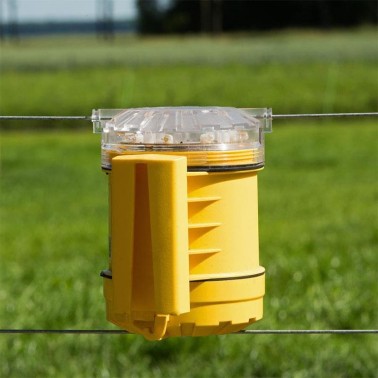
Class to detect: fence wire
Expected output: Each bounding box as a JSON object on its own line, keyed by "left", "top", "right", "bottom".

{"left": 0, "top": 112, "right": 377, "bottom": 121}
{"left": 0, "top": 329, "right": 376, "bottom": 335}
{"left": 0, "top": 110, "right": 376, "bottom": 336}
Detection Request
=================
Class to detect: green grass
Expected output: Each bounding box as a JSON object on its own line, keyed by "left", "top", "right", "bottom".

{"left": 0, "top": 28, "right": 377, "bottom": 123}
{"left": 0, "top": 29, "right": 377, "bottom": 377}
{"left": 1, "top": 63, "right": 377, "bottom": 120}
{"left": 1, "top": 28, "right": 377, "bottom": 71}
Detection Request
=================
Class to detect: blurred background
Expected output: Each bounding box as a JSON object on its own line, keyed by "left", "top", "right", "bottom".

{"left": 0, "top": 1, "right": 377, "bottom": 377}
{"left": 0, "top": 0, "right": 377, "bottom": 37}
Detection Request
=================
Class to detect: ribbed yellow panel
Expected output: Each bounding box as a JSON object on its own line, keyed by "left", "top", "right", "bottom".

{"left": 186, "top": 170, "right": 260, "bottom": 278}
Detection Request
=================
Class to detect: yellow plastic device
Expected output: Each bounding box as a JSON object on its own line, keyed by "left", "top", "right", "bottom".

{"left": 93, "top": 107, "right": 272, "bottom": 340}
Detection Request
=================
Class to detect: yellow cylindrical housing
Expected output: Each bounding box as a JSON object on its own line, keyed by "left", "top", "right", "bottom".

{"left": 94, "top": 107, "right": 271, "bottom": 340}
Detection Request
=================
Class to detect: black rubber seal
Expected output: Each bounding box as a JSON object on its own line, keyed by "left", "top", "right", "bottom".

{"left": 187, "top": 163, "right": 264, "bottom": 172}
{"left": 102, "top": 163, "right": 264, "bottom": 173}
{"left": 100, "top": 270, "right": 112, "bottom": 279}
{"left": 190, "top": 271, "right": 265, "bottom": 283}
{"left": 100, "top": 270, "right": 265, "bottom": 282}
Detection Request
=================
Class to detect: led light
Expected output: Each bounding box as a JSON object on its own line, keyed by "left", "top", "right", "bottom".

{"left": 93, "top": 107, "right": 272, "bottom": 169}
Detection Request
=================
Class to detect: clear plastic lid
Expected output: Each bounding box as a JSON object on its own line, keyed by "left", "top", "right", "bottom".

{"left": 92, "top": 107, "right": 272, "bottom": 169}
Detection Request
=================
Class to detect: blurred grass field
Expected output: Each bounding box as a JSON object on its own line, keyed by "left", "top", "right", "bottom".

{"left": 0, "top": 28, "right": 377, "bottom": 120}
{"left": 0, "top": 29, "right": 378, "bottom": 377}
